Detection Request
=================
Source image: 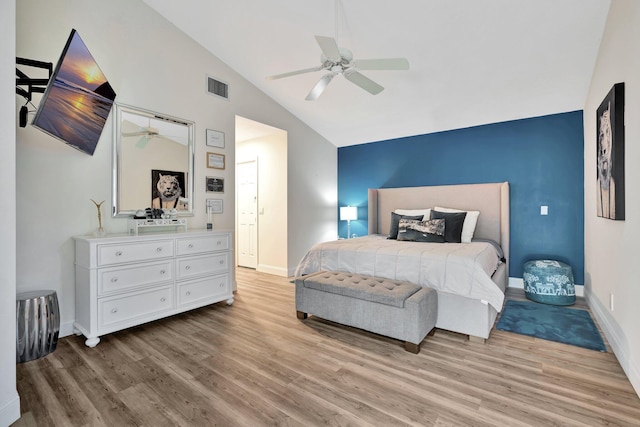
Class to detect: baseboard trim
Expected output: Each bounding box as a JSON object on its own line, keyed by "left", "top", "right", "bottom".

{"left": 508, "top": 277, "right": 584, "bottom": 297}
{"left": 257, "top": 264, "right": 289, "bottom": 277}
{"left": 585, "top": 288, "right": 640, "bottom": 398}
{"left": 60, "top": 320, "right": 75, "bottom": 338}
{"left": 0, "top": 393, "right": 21, "bottom": 426}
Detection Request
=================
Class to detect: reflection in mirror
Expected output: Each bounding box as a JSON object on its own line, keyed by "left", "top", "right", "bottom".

{"left": 112, "top": 103, "right": 194, "bottom": 217}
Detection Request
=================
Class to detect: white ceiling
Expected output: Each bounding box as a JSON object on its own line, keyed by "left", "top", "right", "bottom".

{"left": 143, "top": 0, "right": 611, "bottom": 147}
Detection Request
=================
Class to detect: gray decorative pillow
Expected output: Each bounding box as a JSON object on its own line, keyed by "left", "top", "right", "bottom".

{"left": 397, "top": 218, "right": 445, "bottom": 243}
{"left": 430, "top": 210, "right": 467, "bottom": 243}
{"left": 388, "top": 212, "right": 424, "bottom": 239}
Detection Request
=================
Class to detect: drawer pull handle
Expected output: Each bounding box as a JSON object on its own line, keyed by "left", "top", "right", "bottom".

{"left": 185, "top": 265, "right": 191, "bottom": 270}
{"left": 160, "top": 297, "right": 166, "bottom": 302}
{"left": 115, "top": 251, "right": 122, "bottom": 257}
{"left": 156, "top": 247, "right": 163, "bottom": 252}
{"left": 110, "top": 277, "right": 118, "bottom": 283}
{"left": 188, "top": 244, "right": 194, "bottom": 248}
{"left": 186, "top": 291, "right": 191, "bottom": 296}
{"left": 160, "top": 270, "right": 166, "bottom": 275}
{"left": 217, "top": 241, "right": 222, "bottom": 245}
{"left": 111, "top": 308, "right": 118, "bottom": 314}
{"left": 219, "top": 260, "right": 224, "bottom": 265}
{"left": 219, "top": 283, "right": 224, "bottom": 288}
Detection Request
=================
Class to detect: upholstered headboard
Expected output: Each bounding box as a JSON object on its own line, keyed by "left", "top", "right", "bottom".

{"left": 368, "top": 182, "right": 510, "bottom": 274}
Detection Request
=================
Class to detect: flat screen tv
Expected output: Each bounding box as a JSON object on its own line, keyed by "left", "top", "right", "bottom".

{"left": 32, "top": 29, "right": 116, "bottom": 156}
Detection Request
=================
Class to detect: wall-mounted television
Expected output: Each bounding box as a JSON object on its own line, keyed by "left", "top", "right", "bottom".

{"left": 32, "top": 29, "right": 116, "bottom": 156}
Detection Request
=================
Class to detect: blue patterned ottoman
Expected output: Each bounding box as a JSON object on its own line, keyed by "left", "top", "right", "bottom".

{"left": 523, "top": 260, "right": 575, "bottom": 305}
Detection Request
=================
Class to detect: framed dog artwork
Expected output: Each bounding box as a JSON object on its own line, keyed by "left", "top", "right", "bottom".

{"left": 596, "top": 82, "right": 625, "bottom": 220}
{"left": 151, "top": 169, "right": 188, "bottom": 210}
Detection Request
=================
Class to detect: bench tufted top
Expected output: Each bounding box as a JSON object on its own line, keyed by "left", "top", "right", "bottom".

{"left": 301, "top": 271, "right": 422, "bottom": 308}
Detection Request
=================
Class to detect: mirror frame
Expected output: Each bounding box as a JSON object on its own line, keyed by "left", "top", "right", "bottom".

{"left": 112, "top": 103, "right": 195, "bottom": 217}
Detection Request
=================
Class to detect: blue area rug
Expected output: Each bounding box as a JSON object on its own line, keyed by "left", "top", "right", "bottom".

{"left": 496, "top": 300, "right": 606, "bottom": 352}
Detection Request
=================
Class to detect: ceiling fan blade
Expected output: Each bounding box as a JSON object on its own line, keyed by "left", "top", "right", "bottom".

{"left": 122, "top": 131, "right": 149, "bottom": 137}
{"left": 305, "top": 74, "right": 335, "bottom": 101}
{"left": 135, "top": 135, "right": 151, "bottom": 149}
{"left": 266, "top": 66, "right": 324, "bottom": 80}
{"left": 314, "top": 35, "right": 342, "bottom": 62}
{"left": 353, "top": 58, "right": 410, "bottom": 70}
{"left": 343, "top": 71, "right": 384, "bottom": 95}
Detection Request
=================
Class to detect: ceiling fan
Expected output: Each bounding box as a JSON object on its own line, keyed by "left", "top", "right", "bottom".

{"left": 121, "top": 120, "right": 186, "bottom": 149}
{"left": 266, "top": 35, "right": 409, "bottom": 101}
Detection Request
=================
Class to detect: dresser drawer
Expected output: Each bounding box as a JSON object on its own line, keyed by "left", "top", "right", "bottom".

{"left": 98, "top": 240, "right": 174, "bottom": 266}
{"left": 178, "top": 274, "right": 230, "bottom": 307}
{"left": 98, "top": 260, "right": 174, "bottom": 296}
{"left": 176, "top": 253, "right": 229, "bottom": 279}
{"left": 98, "top": 285, "right": 173, "bottom": 330}
{"left": 176, "top": 234, "right": 230, "bottom": 256}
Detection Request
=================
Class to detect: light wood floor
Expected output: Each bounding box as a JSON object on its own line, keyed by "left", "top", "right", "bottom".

{"left": 13, "top": 268, "right": 640, "bottom": 426}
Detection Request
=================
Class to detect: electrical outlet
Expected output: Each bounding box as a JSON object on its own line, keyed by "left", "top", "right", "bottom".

{"left": 610, "top": 293, "right": 614, "bottom": 311}
{"left": 540, "top": 205, "right": 548, "bottom": 215}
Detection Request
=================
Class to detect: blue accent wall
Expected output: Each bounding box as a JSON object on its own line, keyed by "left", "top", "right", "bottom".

{"left": 338, "top": 111, "right": 585, "bottom": 284}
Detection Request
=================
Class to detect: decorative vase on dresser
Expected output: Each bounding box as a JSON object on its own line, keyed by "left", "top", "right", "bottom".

{"left": 74, "top": 229, "right": 234, "bottom": 347}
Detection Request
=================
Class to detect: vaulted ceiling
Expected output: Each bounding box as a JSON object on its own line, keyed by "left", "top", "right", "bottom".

{"left": 143, "top": 0, "right": 611, "bottom": 147}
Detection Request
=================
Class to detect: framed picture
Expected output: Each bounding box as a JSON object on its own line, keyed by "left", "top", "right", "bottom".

{"left": 596, "top": 82, "right": 625, "bottom": 220}
{"left": 206, "top": 129, "right": 225, "bottom": 148}
{"left": 206, "top": 176, "right": 224, "bottom": 193}
{"left": 151, "top": 169, "right": 188, "bottom": 210}
{"left": 207, "top": 152, "right": 225, "bottom": 169}
{"left": 206, "top": 198, "right": 223, "bottom": 214}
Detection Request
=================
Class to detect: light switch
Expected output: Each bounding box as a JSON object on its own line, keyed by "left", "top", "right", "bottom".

{"left": 540, "top": 205, "right": 548, "bottom": 215}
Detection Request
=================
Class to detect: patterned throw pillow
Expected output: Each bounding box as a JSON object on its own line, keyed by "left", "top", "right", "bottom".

{"left": 397, "top": 218, "right": 445, "bottom": 243}
{"left": 388, "top": 212, "right": 424, "bottom": 239}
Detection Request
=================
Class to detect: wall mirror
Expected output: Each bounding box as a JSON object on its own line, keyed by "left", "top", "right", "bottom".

{"left": 112, "top": 103, "right": 195, "bottom": 217}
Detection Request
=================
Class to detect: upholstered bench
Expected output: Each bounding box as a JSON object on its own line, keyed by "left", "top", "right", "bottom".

{"left": 295, "top": 271, "right": 437, "bottom": 353}
{"left": 523, "top": 260, "right": 576, "bottom": 305}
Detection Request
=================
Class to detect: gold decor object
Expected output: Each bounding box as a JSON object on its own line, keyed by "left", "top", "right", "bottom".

{"left": 91, "top": 199, "right": 106, "bottom": 237}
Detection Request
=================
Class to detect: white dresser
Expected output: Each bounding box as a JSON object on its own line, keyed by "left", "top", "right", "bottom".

{"left": 74, "top": 230, "right": 234, "bottom": 347}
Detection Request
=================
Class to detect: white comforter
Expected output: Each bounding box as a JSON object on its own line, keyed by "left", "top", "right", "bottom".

{"left": 294, "top": 235, "right": 504, "bottom": 311}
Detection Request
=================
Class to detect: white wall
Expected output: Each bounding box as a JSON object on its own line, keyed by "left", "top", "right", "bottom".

{"left": 1, "top": 1, "right": 21, "bottom": 424}
{"left": 16, "top": 0, "right": 336, "bottom": 337}
{"left": 237, "top": 129, "right": 288, "bottom": 276}
{"left": 584, "top": 0, "right": 640, "bottom": 396}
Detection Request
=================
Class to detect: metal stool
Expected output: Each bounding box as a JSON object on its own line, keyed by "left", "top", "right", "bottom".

{"left": 16, "top": 290, "right": 60, "bottom": 363}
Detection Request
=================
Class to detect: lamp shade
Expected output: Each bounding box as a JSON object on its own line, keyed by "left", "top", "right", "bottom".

{"left": 340, "top": 206, "right": 358, "bottom": 221}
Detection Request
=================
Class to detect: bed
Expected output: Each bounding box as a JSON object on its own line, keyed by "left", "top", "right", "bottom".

{"left": 295, "top": 181, "right": 510, "bottom": 341}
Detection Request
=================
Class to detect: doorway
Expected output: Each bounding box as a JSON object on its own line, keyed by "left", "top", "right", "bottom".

{"left": 235, "top": 116, "right": 288, "bottom": 276}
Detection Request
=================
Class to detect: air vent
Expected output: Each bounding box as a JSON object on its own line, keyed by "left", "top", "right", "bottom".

{"left": 207, "top": 76, "right": 229, "bottom": 100}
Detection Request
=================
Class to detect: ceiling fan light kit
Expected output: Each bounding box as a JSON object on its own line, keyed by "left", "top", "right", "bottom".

{"left": 267, "top": 34, "right": 409, "bottom": 101}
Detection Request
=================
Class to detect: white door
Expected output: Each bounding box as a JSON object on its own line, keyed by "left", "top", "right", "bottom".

{"left": 237, "top": 159, "right": 258, "bottom": 268}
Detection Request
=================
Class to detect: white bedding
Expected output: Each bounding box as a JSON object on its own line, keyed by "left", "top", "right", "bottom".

{"left": 294, "top": 235, "right": 505, "bottom": 311}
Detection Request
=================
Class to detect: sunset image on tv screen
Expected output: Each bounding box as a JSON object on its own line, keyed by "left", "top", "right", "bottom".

{"left": 32, "top": 29, "right": 116, "bottom": 155}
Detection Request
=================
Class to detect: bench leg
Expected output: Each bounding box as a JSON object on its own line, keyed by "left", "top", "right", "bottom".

{"left": 296, "top": 310, "right": 308, "bottom": 320}
{"left": 404, "top": 341, "right": 420, "bottom": 354}
{"left": 428, "top": 327, "right": 436, "bottom": 337}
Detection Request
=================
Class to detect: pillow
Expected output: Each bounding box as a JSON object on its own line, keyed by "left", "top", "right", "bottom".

{"left": 434, "top": 206, "right": 480, "bottom": 243}
{"left": 430, "top": 210, "right": 467, "bottom": 243}
{"left": 394, "top": 208, "right": 431, "bottom": 218}
{"left": 397, "top": 218, "right": 445, "bottom": 243}
{"left": 388, "top": 212, "right": 424, "bottom": 239}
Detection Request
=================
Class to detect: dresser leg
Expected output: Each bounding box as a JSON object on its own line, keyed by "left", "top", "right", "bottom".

{"left": 85, "top": 337, "right": 100, "bottom": 347}
{"left": 226, "top": 297, "right": 234, "bottom": 305}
